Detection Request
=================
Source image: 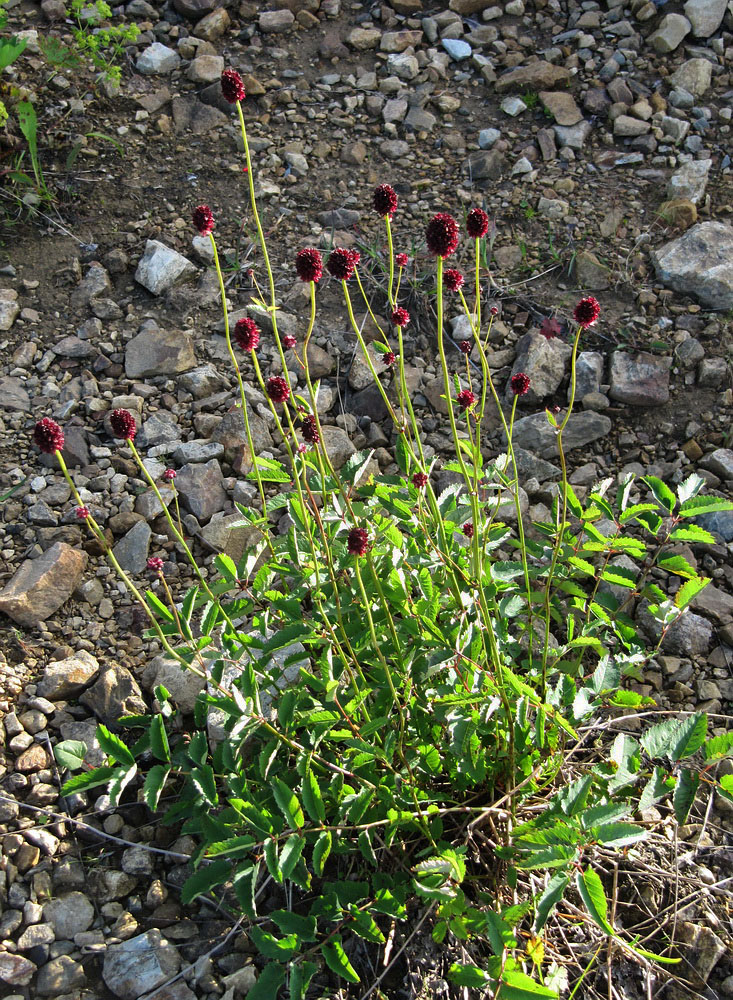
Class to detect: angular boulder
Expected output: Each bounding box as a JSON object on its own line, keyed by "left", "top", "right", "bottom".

{"left": 650, "top": 222, "right": 733, "bottom": 311}
{"left": 0, "top": 542, "right": 87, "bottom": 627}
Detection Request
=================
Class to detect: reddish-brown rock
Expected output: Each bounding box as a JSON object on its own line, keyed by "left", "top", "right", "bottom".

{"left": 0, "top": 542, "right": 87, "bottom": 627}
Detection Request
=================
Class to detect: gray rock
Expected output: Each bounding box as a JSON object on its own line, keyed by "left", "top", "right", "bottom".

{"left": 465, "top": 148, "right": 504, "bottom": 181}
{"left": 103, "top": 930, "right": 181, "bottom": 1000}
{"left": 125, "top": 323, "right": 196, "bottom": 379}
{"left": 320, "top": 425, "right": 357, "bottom": 469}
{"left": 675, "top": 921, "right": 726, "bottom": 984}
{"left": 121, "top": 846, "right": 155, "bottom": 876}
{"left": 178, "top": 364, "right": 226, "bottom": 399}
{"left": 651, "top": 222, "right": 733, "bottom": 311}
{"left": 0, "top": 541, "right": 87, "bottom": 628}
{"left": 511, "top": 410, "right": 612, "bottom": 458}
{"left": 186, "top": 53, "right": 224, "bottom": 83}
{"left": 501, "top": 96, "right": 527, "bottom": 117}
{"left": 697, "top": 357, "right": 728, "bottom": 387}
{"left": 507, "top": 331, "right": 571, "bottom": 403}
{"left": 383, "top": 97, "right": 408, "bottom": 123}
{"left": 381, "top": 139, "right": 411, "bottom": 159}
{"left": 212, "top": 408, "right": 273, "bottom": 475}
{"left": 647, "top": 13, "right": 691, "bottom": 53}
{"left": 0, "top": 952, "right": 36, "bottom": 986}
{"left": 513, "top": 447, "right": 561, "bottom": 482}
{"left": 537, "top": 197, "right": 568, "bottom": 220}
{"left": 58, "top": 718, "right": 107, "bottom": 767}
{"left": 138, "top": 411, "right": 181, "bottom": 448}
{"left": 609, "top": 352, "right": 671, "bottom": 406}
{"left": 36, "top": 955, "right": 86, "bottom": 996}
{"left": 667, "top": 159, "right": 712, "bottom": 205}
{"left": 136, "top": 482, "right": 176, "bottom": 519}
{"left": 79, "top": 664, "right": 147, "bottom": 722}
{"left": 135, "top": 240, "right": 197, "bottom": 296}
{"left": 112, "top": 520, "right": 152, "bottom": 574}
{"left": 0, "top": 288, "right": 20, "bottom": 330}
{"left": 176, "top": 459, "right": 227, "bottom": 523}
{"left": 613, "top": 115, "right": 650, "bottom": 137}
{"left": 553, "top": 120, "right": 593, "bottom": 150}
{"left": 0, "top": 375, "right": 30, "bottom": 411}
{"left": 136, "top": 42, "right": 180, "bottom": 75}
{"left": 171, "top": 95, "right": 228, "bottom": 135}
{"left": 37, "top": 650, "right": 99, "bottom": 699}
{"left": 539, "top": 91, "right": 582, "bottom": 126}
{"left": 43, "top": 893, "right": 94, "bottom": 940}
{"left": 701, "top": 449, "right": 733, "bottom": 481}
{"left": 675, "top": 337, "right": 704, "bottom": 368}
{"left": 571, "top": 351, "right": 604, "bottom": 399}
{"left": 142, "top": 654, "right": 206, "bottom": 714}
{"left": 70, "top": 263, "right": 112, "bottom": 309}
{"left": 573, "top": 251, "right": 610, "bottom": 289}
{"left": 478, "top": 127, "right": 500, "bottom": 149}
{"left": 347, "top": 26, "right": 381, "bottom": 49}
{"left": 442, "top": 38, "right": 472, "bottom": 60}
{"left": 172, "top": 440, "right": 224, "bottom": 464}
{"left": 89, "top": 869, "right": 138, "bottom": 903}
{"left": 200, "top": 511, "right": 262, "bottom": 563}
{"left": 495, "top": 61, "right": 571, "bottom": 94}
{"left": 638, "top": 603, "right": 713, "bottom": 657}
{"left": 259, "top": 8, "right": 294, "bottom": 32}
{"left": 684, "top": 0, "right": 727, "bottom": 37}
{"left": 349, "top": 343, "right": 382, "bottom": 391}
{"left": 387, "top": 52, "right": 420, "bottom": 80}
{"left": 669, "top": 58, "right": 712, "bottom": 98}
{"left": 17, "top": 923, "right": 55, "bottom": 949}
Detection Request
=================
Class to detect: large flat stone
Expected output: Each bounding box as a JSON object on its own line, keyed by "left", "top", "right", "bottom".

{"left": 609, "top": 352, "right": 671, "bottom": 406}
{"left": 135, "top": 240, "right": 197, "bottom": 296}
{"left": 651, "top": 222, "right": 733, "bottom": 311}
{"left": 0, "top": 542, "right": 87, "bottom": 627}
{"left": 125, "top": 322, "right": 196, "bottom": 378}
{"left": 495, "top": 61, "right": 571, "bottom": 94}
{"left": 0, "top": 375, "right": 30, "bottom": 411}
{"left": 510, "top": 410, "right": 612, "bottom": 459}
{"left": 103, "top": 930, "right": 181, "bottom": 1000}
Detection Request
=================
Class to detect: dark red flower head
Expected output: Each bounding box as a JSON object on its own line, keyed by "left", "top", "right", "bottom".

{"left": 110, "top": 408, "right": 137, "bottom": 441}
{"left": 466, "top": 207, "right": 489, "bottom": 239}
{"left": 76, "top": 506, "right": 90, "bottom": 520}
{"left": 301, "top": 414, "right": 319, "bottom": 445}
{"left": 384, "top": 351, "right": 396, "bottom": 367}
{"left": 459, "top": 340, "right": 472, "bottom": 355}
{"left": 373, "top": 184, "right": 398, "bottom": 218}
{"left": 282, "top": 334, "right": 297, "bottom": 350}
{"left": 234, "top": 317, "right": 260, "bottom": 351}
{"left": 412, "top": 472, "right": 428, "bottom": 488}
{"left": 221, "top": 68, "right": 246, "bottom": 104}
{"left": 266, "top": 376, "right": 290, "bottom": 404}
{"left": 327, "top": 247, "right": 359, "bottom": 281}
{"left": 574, "top": 296, "right": 600, "bottom": 328}
{"left": 444, "top": 268, "right": 464, "bottom": 292}
{"left": 426, "top": 213, "right": 460, "bottom": 258}
{"left": 34, "top": 418, "right": 64, "bottom": 454}
{"left": 395, "top": 252, "right": 409, "bottom": 268}
{"left": 147, "top": 556, "right": 164, "bottom": 573}
{"left": 462, "top": 522, "right": 474, "bottom": 539}
{"left": 511, "top": 372, "right": 531, "bottom": 397}
{"left": 456, "top": 389, "right": 476, "bottom": 411}
{"left": 391, "top": 307, "right": 410, "bottom": 327}
{"left": 490, "top": 305, "right": 499, "bottom": 316}
{"left": 295, "top": 247, "right": 323, "bottom": 283}
{"left": 347, "top": 526, "right": 369, "bottom": 557}
{"left": 163, "top": 469, "right": 176, "bottom": 482}
{"left": 192, "top": 205, "right": 214, "bottom": 237}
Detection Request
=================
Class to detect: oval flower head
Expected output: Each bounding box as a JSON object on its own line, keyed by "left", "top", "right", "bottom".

{"left": 426, "top": 213, "right": 460, "bottom": 258}
{"left": 574, "top": 296, "right": 600, "bottom": 328}
{"left": 221, "top": 69, "right": 246, "bottom": 104}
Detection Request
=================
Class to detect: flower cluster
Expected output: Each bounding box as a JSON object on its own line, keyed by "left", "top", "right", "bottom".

{"left": 300, "top": 414, "right": 320, "bottom": 445}
{"left": 373, "top": 184, "right": 398, "bottom": 218}
{"left": 192, "top": 204, "right": 214, "bottom": 237}
{"left": 295, "top": 247, "right": 323, "bottom": 283}
{"left": 466, "top": 207, "right": 489, "bottom": 239}
{"left": 110, "top": 409, "right": 137, "bottom": 441}
{"left": 384, "top": 351, "right": 396, "bottom": 367}
{"left": 511, "top": 372, "right": 531, "bottom": 397}
{"left": 426, "top": 213, "right": 459, "bottom": 258}
{"left": 221, "top": 68, "right": 246, "bottom": 104}
{"left": 147, "top": 556, "right": 164, "bottom": 573}
{"left": 266, "top": 376, "right": 290, "bottom": 404}
{"left": 444, "top": 268, "right": 464, "bottom": 292}
{"left": 391, "top": 307, "right": 410, "bottom": 327}
{"left": 395, "top": 252, "right": 408, "bottom": 268}
{"left": 412, "top": 472, "right": 428, "bottom": 489}
{"left": 234, "top": 317, "right": 260, "bottom": 351}
{"left": 574, "top": 296, "right": 601, "bottom": 328}
{"left": 459, "top": 341, "right": 472, "bottom": 355}
{"left": 282, "top": 334, "right": 297, "bottom": 350}
{"left": 327, "top": 247, "right": 360, "bottom": 281}
{"left": 33, "top": 418, "right": 64, "bottom": 454}
{"left": 347, "top": 527, "right": 369, "bottom": 557}
{"left": 456, "top": 389, "right": 476, "bottom": 411}
{"left": 163, "top": 469, "right": 176, "bottom": 482}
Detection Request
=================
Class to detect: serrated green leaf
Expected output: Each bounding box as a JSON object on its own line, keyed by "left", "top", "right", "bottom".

{"left": 108, "top": 763, "right": 137, "bottom": 808}
{"left": 720, "top": 774, "right": 733, "bottom": 800}
{"left": 704, "top": 732, "right": 733, "bottom": 760}
{"left": 322, "top": 935, "right": 360, "bottom": 983}
{"left": 192, "top": 764, "right": 218, "bottom": 805}
{"left": 181, "top": 859, "right": 230, "bottom": 905}
{"left": 594, "top": 822, "right": 646, "bottom": 847}
{"left": 289, "top": 961, "right": 318, "bottom": 1000}
{"left": 61, "top": 765, "right": 117, "bottom": 796}
{"left": 680, "top": 495, "right": 733, "bottom": 517}
{"left": 264, "top": 838, "right": 282, "bottom": 882}
{"left": 673, "top": 769, "right": 699, "bottom": 824}
{"left": 669, "top": 525, "right": 716, "bottom": 544}
{"left": 644, "top": 476, "right": 676, "bottom": 513}
{"left": 301, "top": 770, "right": 325, "bottom": 823}
{"left": 312, "top": 830, "right": 331, "bottom": 876}
{"left": 53, "top": 740, "right": 87, "bottom": 771}
{"left": 280, "top": 834, "right": 306, "bottom": 880}
{"left": 271, "top": 777, "right": 304, "bottom": 829}
{"left": 449, "top": 963, "right": 490, "bottom": 988}
{"left": 142, "top": 764, "right": 170, "bottom": 812}
{"left": 576, "top": 868, "right": 613, "bottom": 935}
{"left": 372, "top": 888, "right": 406, "bottom": 919}
{"left": 270, "top": 909, "right": 317, "bottom": 942}
{"left": 676, "top": 472, "right": 705, "bottom": 505}
{"left": 250, "top": 926, "right": 299, "bottom": 961}
{"left": 600, "top": 566, "right": 637, "bottom": 589}
{"left": 657, "top": 554, "right": 698, "bottom": 579}
{"left": 244, "top": 962, "right": 286, "bottom": 1000}
{"left": 533, "top": 873, "right": 570, "bottom": 933}
{"left": 96, "top": 724, "right": 135, "bottom": 766}
{"left": 672, "top": 713, "right": 707, "bottom": 761}
{"left": 348, "top": 905, "right": 385, "bottom": 943}
{"left": 232, "top": 862, "right": 258, "bottom": 920}
{"left": 206, "top": 836, "right": 257, "bottom": 859}
{"left": 641, "top": 719, "right": 682, "bottom": 761}
{"left": 675, "top": 576, "right": 710, "bottom": 610}
{"left": 149, "top": 715, "right": 170, "bottom": 763}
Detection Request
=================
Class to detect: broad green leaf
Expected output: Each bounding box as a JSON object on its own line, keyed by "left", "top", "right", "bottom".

{"left": 533, "top": 873, "right": 570, "bottom": 933}
{"left": 656, "top": 554, "right": 698, "bottom": 579}
{"left": 244, "top": 961, "right": 286, "bottom": 1000}
{"left": 149, "top": 715, "right": 170, "bottom": 763}
{"left": 181, "top": 859, "right": 230, "bottom": 905}
{"left": 348, "top": 905, "right": 385, "bottom": 944}
{"left": 358, "top": 828, "right": 378, "bottom": 867}
{"left": 485, "top": 910, "right": 514, "bottom": 955}
{"left": 675, "top": 576, "right": 710, "bottom": 610}
{"left": 704, "top": 732, "right": 733, "bottom": 760}
{"left": 280, "top": 834, "right": 305, "bottom": 880}
{"left": 264, "top": 837, "right": 282, "bottom": 882}
{"left": 500, "top": 966, "right": 558, "bottom": 998}
{"left": 250, "top": 926, "right": 299, "bottom": 961}
{"left": 639, "top": 767, "right": 674, "bottom": 810}
{"left": 641, "top": 719, "right": 681, "bottom": 761}
{"left": 312, "top": 830, "right": 331, "bottom": 876}
{"left": 96, "top": 725, "right": 135, "bottom": 766}
{"left": 719, "top": 774, "right": 733, "bottom": 800}
{"left": 108, "top": 763, "right": 137, "bottom": 808}
{"left": 372, "top": 888, "right": 407, "bottom": 920}
{"left": 679, "top": 495, "right": 733, "bottom": 517}
{"left": 289, "top": 961, "right": 318, "bottom": 1000}
{"left": 449, "top": 963, "right": 490, "bottom": 988}
{"left": 301, "top": 770, "right": 325, "bottom": 823}
{"left": 145, "top": 590, "right": 175, "bottom": 622}
{"left": 669, "top": 525, "right": 715, "bottom": 544}
{"left": 270, "top": 909, "right": 317, "bottom": 942}
{"left": 346, "top": 786, "right": 373, "bottom": 824}
{"left": 594, "top": 823, "right": 646, "bottom": 848}
{"left": 53, "top": 740, "right": 87, "bottom": 771}
{"left": 271, "top": 777, "right": 304, "bottom": 829}
{"left": 600, "top": 566, "right": 636, "bottom": 589}
{"left": 576, "top": 868, "right": 614, "bottom": 935}
{"left": 673, "top": 769, "right": 699, "bottom": 824}
{"left": 142, "top": 764, "right": 170, "bottom": 811}
{"left": 192, "top": 764, "right": 218, "bottom": 805}
{"left": 322, "top": 935, "right": 360, "bottom": 984}
{"left": 233, "top": 862, "right": 258, "bottom": 920}
{"left": 676, "top": 472, "right": 705, "bottom": 505}
{"left": 618, "top": 503, "right": 659, "bottom": 525}
{"left": 61, "top": 765, "right": 116, "bottom": 796}
{"left": 206, "top": 836, "right": 257, "bottom": 859}
{"left": 672, "top": 713, "right": 707, "bottom": 761}
{"left": 644, "top": 476, "right": 675, "bottom": 513}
